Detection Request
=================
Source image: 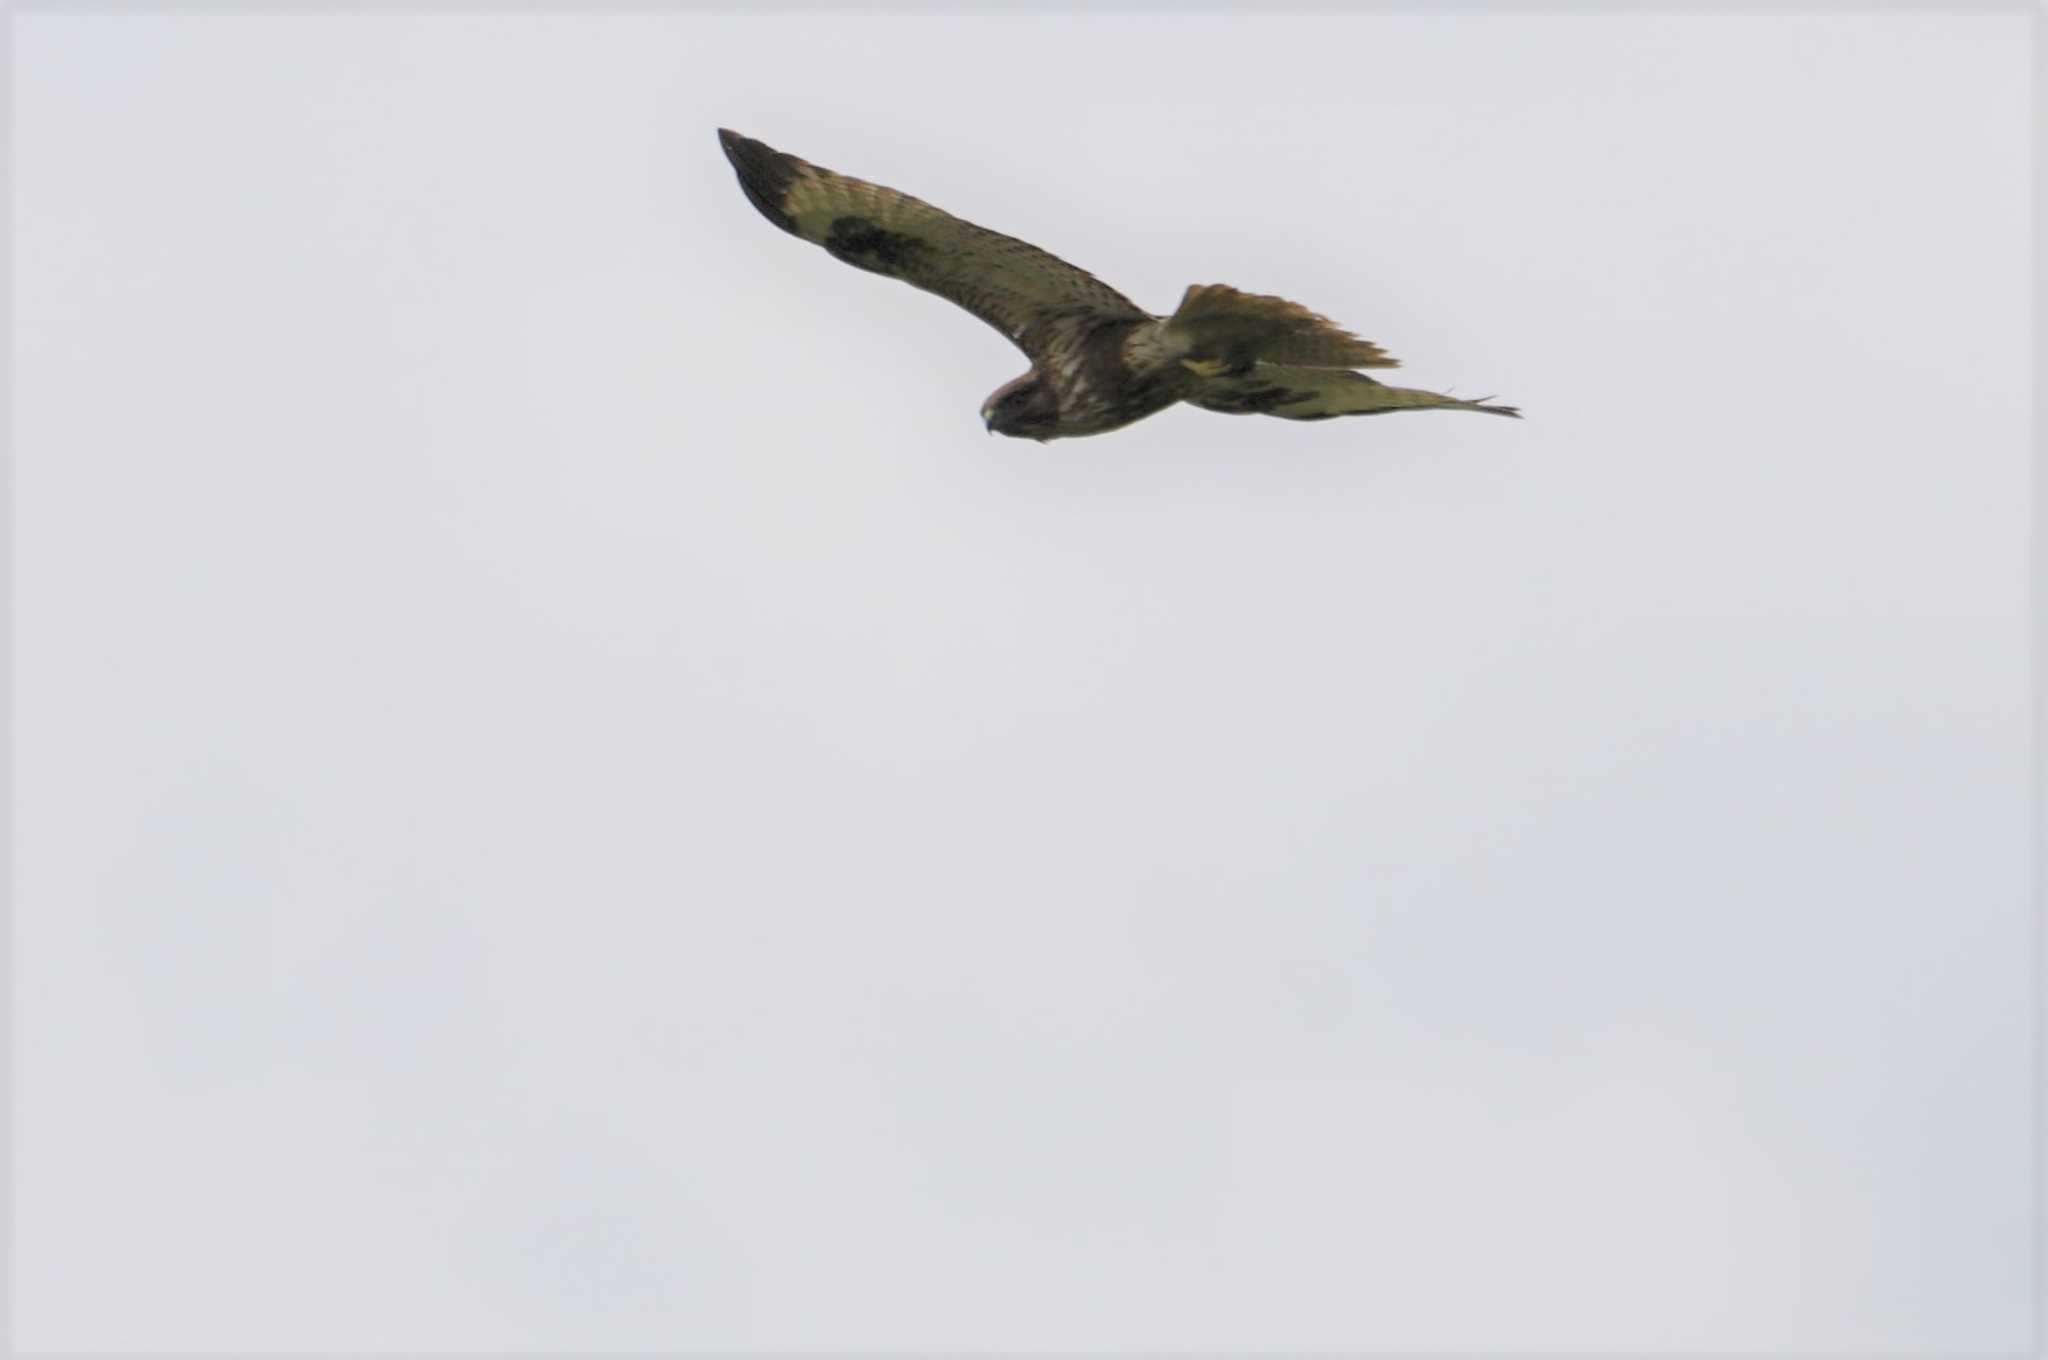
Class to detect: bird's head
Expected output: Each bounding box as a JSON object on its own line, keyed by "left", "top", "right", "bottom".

{"left": 981, "top": 371, "right": 1059, "bottom": 441}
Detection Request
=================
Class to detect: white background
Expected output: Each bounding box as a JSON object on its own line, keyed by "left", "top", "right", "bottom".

{"left": 12, "top": 8, "right": 2034, "bottom": 1352}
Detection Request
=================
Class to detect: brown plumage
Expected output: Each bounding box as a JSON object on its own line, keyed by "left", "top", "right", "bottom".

{"left": 717, "top": 129, "right": 1518, "bottom": 441}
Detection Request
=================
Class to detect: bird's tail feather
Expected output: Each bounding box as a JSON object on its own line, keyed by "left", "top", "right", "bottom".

{"left": 1166, "top": 283, "right": 1400, "bottom": 371}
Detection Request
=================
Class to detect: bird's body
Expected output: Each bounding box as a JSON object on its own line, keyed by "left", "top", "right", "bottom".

{"left": 1024, "top": 312, "right": 1181, "bottom": 438}
{"left": 717, "top": 129, "right": 1518, "bottom": 440}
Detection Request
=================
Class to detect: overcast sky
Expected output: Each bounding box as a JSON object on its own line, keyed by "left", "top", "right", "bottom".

{"left": 13, "top": 7, "right": 2034, "bottom": 1353}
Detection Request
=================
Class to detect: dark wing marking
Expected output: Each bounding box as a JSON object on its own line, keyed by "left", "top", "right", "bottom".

{"left": 718, "top": 129, "right": 1147, "bottom": 363}
{"left": 1189, "top": 363, "right": 1520, "bottom": 419}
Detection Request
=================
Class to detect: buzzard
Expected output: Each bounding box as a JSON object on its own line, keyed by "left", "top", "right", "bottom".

{"left": 718, "top": 129, "right": 1519, "bottom": 440}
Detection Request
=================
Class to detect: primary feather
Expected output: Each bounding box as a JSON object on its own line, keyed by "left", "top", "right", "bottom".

{"left": 1189, "top": 365, "right": 1521, "bottom": 420}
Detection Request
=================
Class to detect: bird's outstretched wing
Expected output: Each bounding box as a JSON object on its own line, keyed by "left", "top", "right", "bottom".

{"left": 718, "top": 129, "right": 1148, "bottom": 362}
{"left": 1189, "top": 364, "right": 1521, "bottom": 420}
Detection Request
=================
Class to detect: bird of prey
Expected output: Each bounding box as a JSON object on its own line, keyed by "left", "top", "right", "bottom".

{"left": 718, "top": 129, "right": 1519, "bottom": 441}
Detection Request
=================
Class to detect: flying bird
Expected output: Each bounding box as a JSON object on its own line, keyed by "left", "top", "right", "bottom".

{"left": 718, "top": 129, "right": 1518, "bottom": 441}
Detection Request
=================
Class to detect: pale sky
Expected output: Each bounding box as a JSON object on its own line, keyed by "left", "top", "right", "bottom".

{"left": 12, "top": 7, "right": 2034, "bottom": 1352}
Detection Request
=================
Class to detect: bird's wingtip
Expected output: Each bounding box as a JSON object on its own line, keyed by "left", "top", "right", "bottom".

{"left": 718, "top": 129, "right": 801, "bottom": 235}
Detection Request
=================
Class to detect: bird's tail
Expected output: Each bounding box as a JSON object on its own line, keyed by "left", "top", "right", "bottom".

{"left": 1165, "top": 283, "right": 1401, "bottom": 373}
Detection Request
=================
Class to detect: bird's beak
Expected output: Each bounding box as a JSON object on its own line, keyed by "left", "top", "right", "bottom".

{"left": 982, "top": 414, "right": 993, "bottom": 434}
